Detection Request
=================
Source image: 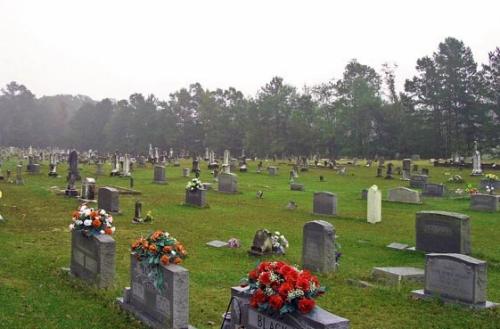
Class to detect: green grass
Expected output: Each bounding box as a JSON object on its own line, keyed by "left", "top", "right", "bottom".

{"left": 0, "top": 159, "right": 499, "bottom": 329}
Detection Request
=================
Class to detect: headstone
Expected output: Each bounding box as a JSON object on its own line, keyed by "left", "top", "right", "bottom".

{"left": 153, "top": 165, "right": 167, "bottom": 184}
{"left": 206, "top": 240, "right": 228, "bottom": 248}
{"left": 81, "top": 178, "right": 96, "bottom": 201}
{"left": 387, "top": 187, "right": 421, "bottom": 204}
{"left": 385, "top": 163, "right": 393, "bottom": 179}
{"left": 122, "top": 154, "right": 131, "bottom": 176}
{"left": 229, "top": 286, "right": 350, "bottom": 329}
{"left": 361, "top": 188, "right": 368, "bottom": 200}
{"left": 302, "top": 220, "right": 337, "bottom": 273}
{"left": 15, "top": 164, "right": 24, "bottom": 185}
{"left": 402, "top": 158, "right": 411, "bottom": 180}
{"left": 182, "top": 168, "right": 190, "bottom": 177}
{"left": 412, "top": 164, "right": 419, "bottom": 172}
{"left": 415, "top": 211, "right": 471, "bottom": 255}
{"left": 267, "top": 166, "right": 278, "bottom": 176}
{"left": 376, "top": 167, "right": 382, "bottom": 177}
{"left": 421, "top": 168, "right": 429, "bottom": 175}
{"left": 372, "top": 267, "right": 424, "bottom": 285}
{"left": 290, "top": 183, "right": 305, "bottom": 191}
{"left": 471, "top": 140, "right": 483, "bottom": 176}
{"left": 248, "top": 229, "right": 273, "bottom": 256}
{"left": 313, "top": 192, "right": 337, "bottom": 216}
{"left": 185, "top": 189, "right": 206, "bottom": 207}
{"left": 117, "top": 254, "right": 192, "bottom": 328}
{"left": 96, "top": 162, "right": 104, "bottom": 176}
{"left": 98, "top": 187, "right": 120, "bottom": 213}
{"left": 68, "top": 150, "right": 81, "bottom": 181}
{"left": 422, "top": 183, "right": 446, "bottom": 197}
{"left": 69, "top": 230, "right": 115, "bottom": 288}
{"left": 411, "top": 154, "right": 420, "bottom": 161}
{"left": 367, "top": 185, "right": 381, "bottom": 224}
{"left": 411, "top": 253, "right": 498, "bottom": 309}
{"left": 65, "top": 174, "right": 79, "bottom": 197}
{"left": 133, "top": 200, "right": 143, "bottom": 223}
{"left": 410, "top": 175, "right": 428, "bottom": 189}
{"left": 218, "top": 173, "right": 238, "bottom": 193}
{"left": 470, "top": 194, "right": 500, "bottom": 212}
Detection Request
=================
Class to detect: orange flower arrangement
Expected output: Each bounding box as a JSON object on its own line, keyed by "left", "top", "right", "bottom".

{"left": 69, "top": 204, "right": 115, "bottom": 236}
{"left": 130, "top": 230, "right": 188, "bottom": 289}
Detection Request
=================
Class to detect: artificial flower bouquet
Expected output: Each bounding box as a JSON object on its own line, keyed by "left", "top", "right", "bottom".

{"left": 270, "top": 231, "right": 289, "bottom": 254}
{"left": 131, "top": 230, "right": 187, "bottom": 289}
{"left": 185, "top": 178, "right": 203, "bottom": 192}
{"left": 70, "top": 204, "right": 115, "bottom": 236}
{"left": 243, "top": 261, "right": 325, "bottom": 315}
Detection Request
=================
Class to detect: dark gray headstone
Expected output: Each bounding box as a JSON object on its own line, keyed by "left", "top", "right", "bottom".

{"left": 81, "top": 177, "right": 96, "bottom": 200}
{"left": 98, "top": 187, "right": 120, "bottom": 213}
{"left": 153, "top": 165, "right": 166, "bottom": 184}
{"left": 185, "top": 189, "right": 206, "bottom": 207}
{"left": 117, "top": 254, "right": 191, "bottom": 329}
{"left": 410, "top": 175, "right": 428, "bottom": 189}
{"left": 470, "top": 194, "right": 500, "bottom": 212}
{"left": 302, "top": 220, "right": 336, "bottom": 273}
{"left": 248, "top": 229, "right": 273, "bottom": 256}
{"left": 267, "top": 166, "right": 278, "bottom": 176}
{"left": 230, "top": 286, "right": 350, "bottom": 329}
{"left": 402, "top": 159, "right": 411, "bottom": 171}
{"left": 218, "top": 173, "right": 238, "bottom": 193}
{"left": 412, "top": 253, "right": 498, "bottom": 309}
{"left": 422, "top": 183, "right": 446, "bottom": 197}
{"left": 313, "top": 192, "right": 337, "bottom": 216}
{"left": 290, "top": 183, "right": 305, "bottom": 191}
{"left": 70, "top": 230, "right": 115, "bottom": 288}
{"left": 415, "top": 211, "right": 471, "bottom": 255}
{"left": 361, "top": 189, "right": 368, "bottom": 200}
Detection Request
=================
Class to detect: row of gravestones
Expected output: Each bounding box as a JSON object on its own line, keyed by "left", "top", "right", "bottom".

{"left": 68, "top": 219, "right": 350, "bottom": 329}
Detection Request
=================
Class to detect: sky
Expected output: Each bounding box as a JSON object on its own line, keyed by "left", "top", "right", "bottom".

{"left": 0, "top": 0, "right": 499, "bottom": 101}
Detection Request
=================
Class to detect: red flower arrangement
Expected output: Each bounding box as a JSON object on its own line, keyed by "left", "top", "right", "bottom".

{"left": 244, "top": 261, "right": 325, "bottom": 315}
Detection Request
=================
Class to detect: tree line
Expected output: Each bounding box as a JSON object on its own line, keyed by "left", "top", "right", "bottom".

{"left": 0, "top": 37, "right": 498, "bottom": 158}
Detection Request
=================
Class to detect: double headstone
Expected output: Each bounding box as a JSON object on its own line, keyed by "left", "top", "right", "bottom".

{"left": 218, "top": 173, "right": 238, "bottom": 193}
{"left": 387, "top": 187, "right": 421, "bottom": 204}
{"left": 313, "top": 192, "right": 337, "bottom": 216}
{"left": 153, "top": 165, "right": 166, "bottom": 184}
{"left": 70, "top": 231, "right": 115, "bottom": 288}
{"left": 98, "top": 187, "right": 120, "bottom": 213}
{"left": 470, "top": 194, "right": 500, "bottom": 212}
{"left": 117, "top": 253, "right": 192, "bottom": 328}
{"left": 410, "top": 175, "right": 428, "bottom": 189}
{"left": 415, "top": 211, "right": 471, "bottom": 254}
{"left": 302, "top": 220, "right": 337, "bottom": 273}
{"left": 229, "top": 286, "right": 350, "bottom": 329}
{"left": 412, "top": 253, "right": 498, "bottom": 309}
{"left": 422, "top": 183, "right": 446, "bottom": 197}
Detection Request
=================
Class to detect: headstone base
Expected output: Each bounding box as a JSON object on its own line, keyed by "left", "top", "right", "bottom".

{"left": 117, "top": 292, "right": 197, "bottom": 329}
{"left": 411, "top": 290, "right": 499, "bottom": 309}
{"left": 65, "top": 189, "right": 79, "bottom": 197}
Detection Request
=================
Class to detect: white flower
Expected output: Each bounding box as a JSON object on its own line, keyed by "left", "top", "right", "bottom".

{"left": 83, "top": 219, "right": 92, "bottom": 226}
{"left": 75, "top": 220, "right": 83, "bottom": 225}
{"left": 171, "top": 251, "right": 177, "bottom": 256}
{"left": 108, "top": 216, "right": 113, "bottom": 223}
{"left": 80, "top": 205, "right": 87, "bottom": 211}
{"left": 84, "top": 209, "right": 91, "bottom": 217}
{"left": 164, "top": 232, "right": 170, "bottom": 237}
{"left": 69, "top": 224, "right": 75, "bottom": 230}
{"left": 100, "top": 210, "right": 106, "bottom": 215}
{"left": 107, "top": 223, "right": 112, "bottom": 227}
{"left": 100, "top": 230, "right": 105, "bottom": 235}
{"left": 111, "top": 227, "right": 116, "bottom": 233}
{"left": 275, "top": 231, "right": 280, "bottom": 236}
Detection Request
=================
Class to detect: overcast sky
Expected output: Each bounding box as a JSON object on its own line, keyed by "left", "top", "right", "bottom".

{"left": 0, "top": 0, "right": 499, "bottom": 100}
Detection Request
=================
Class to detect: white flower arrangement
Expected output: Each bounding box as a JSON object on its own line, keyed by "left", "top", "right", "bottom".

{"left": 271, "top": 231, "right": 289, "bottom": 254}
{"left": 185, "top": 178, "right": 203, "bottom": 192}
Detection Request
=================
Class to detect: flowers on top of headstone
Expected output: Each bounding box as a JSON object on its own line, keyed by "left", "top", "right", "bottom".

{"left": 70, "top": 204, "right": 115, "bottom": 236}
{"left": 243, "top": 261, "right": 325, "bottom": 315}
{"left": 131, "top": 230, "right": 187, "bottom": 289}
{"left": 465, "top": 184, "right": 479, "bottom": 195}
{"left": 227, "top": 238, "right": 241, "bottom": 248}
{"left": 185, "top": 178, "right": 203, "bottom": 192}
{"left": 270, "top": 231, "right": 289, "bottom": 254}
{"left": 485, "top": 173, "right": 499, "bottom": 182}
{"left": 485, "top": 185, "right": 495, "bottom": 195}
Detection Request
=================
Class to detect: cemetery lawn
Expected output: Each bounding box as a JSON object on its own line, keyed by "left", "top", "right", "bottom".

{"left": 1, "top": 160, "right": 500, "bottom": 329}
